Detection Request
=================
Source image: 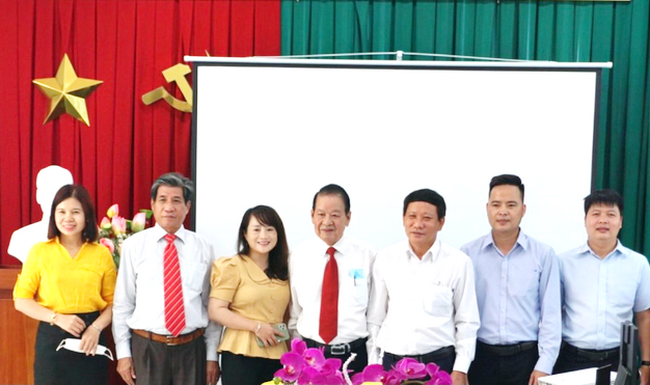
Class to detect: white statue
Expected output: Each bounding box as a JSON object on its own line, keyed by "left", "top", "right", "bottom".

{"left": 7, "top": 165, "right": 74, "bottom": 263}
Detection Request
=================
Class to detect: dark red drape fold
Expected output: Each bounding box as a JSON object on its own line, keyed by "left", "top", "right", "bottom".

{"left": 0, "top": 0, "right": 281, "bottom": 265}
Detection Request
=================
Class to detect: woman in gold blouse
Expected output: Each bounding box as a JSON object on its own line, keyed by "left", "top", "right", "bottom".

{"left": 13, "top": 184, "right": 116, "bottom": 385}
{"left": 209, "top": 205, "right": 290, "bottom": 385}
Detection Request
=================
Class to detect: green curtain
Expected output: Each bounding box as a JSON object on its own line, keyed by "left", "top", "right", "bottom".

{"left": 281, "top": 0, "right": 650, "bottom": 255}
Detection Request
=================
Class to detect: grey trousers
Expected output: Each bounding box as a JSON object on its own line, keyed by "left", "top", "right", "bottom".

{"left": 131, "top": 331, "right": 206, "bottom": 385}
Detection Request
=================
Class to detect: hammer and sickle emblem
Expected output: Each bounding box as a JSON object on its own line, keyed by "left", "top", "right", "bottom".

{"left": 142, "top": 64, "right": 193, "bottom": 112}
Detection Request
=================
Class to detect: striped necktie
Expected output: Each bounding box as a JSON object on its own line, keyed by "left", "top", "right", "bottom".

{"left": 163, "top": 233, "right": 186, "bottom": 337}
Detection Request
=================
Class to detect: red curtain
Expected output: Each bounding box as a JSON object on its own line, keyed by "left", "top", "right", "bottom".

{"left": 0, "top": 0, "right": 281, "bottom": 265}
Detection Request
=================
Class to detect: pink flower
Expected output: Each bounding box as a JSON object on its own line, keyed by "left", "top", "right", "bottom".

{"left": 99, "top": 238, "right": 115, "bottom": 254}
{"left": 423, "top": 362, "right": 452, "bottom": 385}
{"left": 392, "top": 357, "right": 427, "bottom": 380}
{"left": 424, "top": 370, "right": 453, "bottom": 385}
{"left": 303, "top": 348, "right": 326, "bottom": 368}
{"left": 111, "top": 216, "right": 127, "bottom": 235}
{"left": 275, "top": 352, "right": 305, "bottom": 383}
{"left": 106, "top": 203, "right": 119, "bottom": 219}
{"left": 100, "top": 217, "right": 112, "bottom": 231}
{"left": 132, "top": 212, "right": 146, "bottom": 232}
{"left": 351, "top": 364, "right": 387, "bottom": 385}
{"left": 320, "top": 358, "right": 342, "bottom": 376}
{"left": 291, "top": 338, "right": 307, "bottom": 355}
{"left": 384, "top": 370, "right": 408, "bottom": 385}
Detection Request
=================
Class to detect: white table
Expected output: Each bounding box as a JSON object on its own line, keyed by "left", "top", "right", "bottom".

{"left": 539, "top": 368, "right": 617, "bottom": 385}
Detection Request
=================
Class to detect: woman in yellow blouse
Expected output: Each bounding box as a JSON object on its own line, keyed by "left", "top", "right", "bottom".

{"left": 209, "top": 205, "right": 290, "bottom": 385}
{"left": 13, "top": 184, "right": 116, "bottom": 385}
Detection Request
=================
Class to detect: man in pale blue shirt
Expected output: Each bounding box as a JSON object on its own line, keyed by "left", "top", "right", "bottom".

{"left": 461, "top": 174, "right": 561, "bottom": 385}
{"left": 554, "top": 189, "right": 650, "bottom": 384}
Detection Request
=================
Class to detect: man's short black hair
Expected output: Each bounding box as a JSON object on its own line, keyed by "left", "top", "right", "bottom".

{"left": 489, "top": 174, "right": 525, "bottom": 201}
{"left": 312, "top": 184, "right": 351, "bottom": 214}
{"left": 403, "top": 189, "right": 446, "bottom": 220}
{"left": 584, "top": 189, "right": 624, "bottom": 215}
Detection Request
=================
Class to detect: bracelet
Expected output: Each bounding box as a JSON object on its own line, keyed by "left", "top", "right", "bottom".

{"left": 254, "top": 321, "right": 262, "bottom": 334}
{"left": 641, "top": 361, "right": 650, "bottom": 367}
{"left": 49, "top": 312, "right": 57, "bottom": 326}
{"left": 91, "top": 324, "right": 102, "bottom": 333}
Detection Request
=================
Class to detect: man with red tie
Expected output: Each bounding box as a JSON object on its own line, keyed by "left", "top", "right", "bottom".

{"left": 288, "top": 184, "right": 376, "bottom": 373}
{"left": 112, "top": 173, "right": 221, "bottom": 385}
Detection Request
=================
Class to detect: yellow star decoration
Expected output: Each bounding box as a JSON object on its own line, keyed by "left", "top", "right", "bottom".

{"left": 33, "top": 54, "right": 103, "bottom": 126}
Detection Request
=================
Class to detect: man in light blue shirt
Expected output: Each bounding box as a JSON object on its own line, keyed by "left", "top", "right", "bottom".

{"left": 461, "top": 174, "right": 561, "bottom": 385}
{"left": 554, "top": 189, "right": 650, "bottom": 384}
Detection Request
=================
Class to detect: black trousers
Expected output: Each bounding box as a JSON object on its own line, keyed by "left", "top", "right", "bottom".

{"left": 131, "top": 330, "right": 206, "bottom": 385}
{"left": 468, "top": 341, "right": 539, "bottom": 385}
{"left": 553, "top": 342, "right": 620, "bottom": 374}
{"left": 35, "top": 312, "right": 108, "bottom": 385}
{"left": 220, "top": 351, "right": 282, "bottom": 385}
{"left": 304, "top": 338, "right": 369, "bottom": 374}
{"left": 382, "top": 346, "right": 456, "bottom": 374}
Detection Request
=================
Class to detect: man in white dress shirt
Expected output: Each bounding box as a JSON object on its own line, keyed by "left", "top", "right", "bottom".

{"left": 288, "top": 184, "right": 376, "bottom": 373}
{"left": 554, "top": 189, "right": 650, "bottom": 385}
{"left": 368, "top": 189, "right": 479, "bottom": 385}
{"left": 112, "top": 173, "right": 220, "bottom": 385}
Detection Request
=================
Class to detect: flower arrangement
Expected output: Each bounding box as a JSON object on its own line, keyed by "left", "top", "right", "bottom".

{"left": 98, "top": 203, "right": 152, "bottom": 268}
{"left": 263, "top": 339, "right": 452, "bottom": 385}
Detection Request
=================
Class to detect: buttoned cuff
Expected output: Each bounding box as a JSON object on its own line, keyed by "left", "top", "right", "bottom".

{"left": 534, "top": 356, "right": 554, "bottom": 375}
{"left": 452, "top": 354, "right": 471, "bottom": 374}
{"left": 115, "top": 340, "right": 132, "bottom": 360}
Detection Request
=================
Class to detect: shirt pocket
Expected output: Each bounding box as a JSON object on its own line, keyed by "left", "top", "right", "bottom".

{"left": 611, "top": 279, "right": 637, "bottom": 308}
{"left": 422, "top": 284, "right": 453, "bottom": 317}
{"left": 341, "top": 268, "right": 369, "bottom": 307}
{"left": 511, "top": 265, "right": 541, "bottom": 298}
{"left": 180, "top": 260, "right": 209, "bottom": 296}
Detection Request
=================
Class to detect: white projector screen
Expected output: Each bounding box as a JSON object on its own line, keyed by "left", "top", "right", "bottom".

{"left": 188, "top": 57, "right": 604, "bottom": 258}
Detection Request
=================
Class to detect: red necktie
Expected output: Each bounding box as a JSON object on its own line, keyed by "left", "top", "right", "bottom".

{"left": 164, "top": 234, "right": 186, "bottom": 337}
{"left": 319, "top": 246, "right": 338, "bottom": 344}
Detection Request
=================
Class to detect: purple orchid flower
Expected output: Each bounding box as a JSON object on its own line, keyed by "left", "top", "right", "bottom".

{"left": 320, "top": 358, "right": 343, "bottom": 376}
{"left": 425, "top": 362, "right": 443, "bottom": 380}
{"left": 423, "top": 362, "right": 452, "bottom": 385}
{"left": 296, "top": 365, "right": 321, "bottom": 384}
{"left": 303, "top": 371, "right": 347, "bottom": 385}
{"left": 274, "top": 352, "right": 305, "bottom": 383}
{"left": 351, "top": 364, "right": 388, "bottom": 385}
{"left": 392, "top": 358, "right": 427, "bottom": 380}
{"left": 384, "top": 370, "right": 408, "bottom": 385}
{"left": 303, "top": 347, "right": 326, "bottom": 368}
{"left": 424, "top": 370, "right": 453, "bottom": 385}
{"left": 291, "top": 338, "right": 307, "bottom": 355}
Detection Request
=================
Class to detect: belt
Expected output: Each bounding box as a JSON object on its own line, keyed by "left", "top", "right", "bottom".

{"left": 304, "top": 337, "right": 367, "bottom": 356}
{"left": 562, "top": 342, "right": 619, "bottom": 362}
{"left": 132, "top": 328, "right": 204, "bottom": 346}
{"left": 385, "top": 346, "right": 455, "bottom": 363}
{"left": 478, "top": 341, "right": 538, "bottom": 357}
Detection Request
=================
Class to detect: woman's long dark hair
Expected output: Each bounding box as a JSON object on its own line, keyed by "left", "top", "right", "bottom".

{"left": 238, "top": 205, "right": 289, "bottom": 281}
{"left": 48, "top": 184, "right": 98, "bottom": 242}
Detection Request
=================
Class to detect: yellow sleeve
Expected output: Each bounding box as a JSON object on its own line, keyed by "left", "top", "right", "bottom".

{"left": 99, "top": 246, "right": 117, "bottom": 305}
{"left": 13, "top": 243, "right": 44, "bottom": 300}
{"left": 209, "top": 256, "right": 242, "bottom": 303}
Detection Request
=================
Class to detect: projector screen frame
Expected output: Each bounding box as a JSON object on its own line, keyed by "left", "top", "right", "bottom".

{"left": 187, "top": 57, "right": 606, "bottom": 254}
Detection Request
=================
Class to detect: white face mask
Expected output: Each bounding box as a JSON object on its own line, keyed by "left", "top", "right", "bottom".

{"left": 56, "top": 338, "right": 114, "bottom": 361}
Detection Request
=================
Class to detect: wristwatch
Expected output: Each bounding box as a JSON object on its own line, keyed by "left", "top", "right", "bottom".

{"left": 641, "top": 361, "right": 650, "bottom": 367}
